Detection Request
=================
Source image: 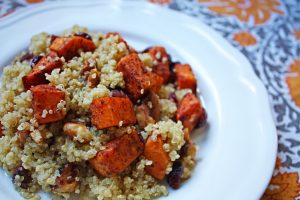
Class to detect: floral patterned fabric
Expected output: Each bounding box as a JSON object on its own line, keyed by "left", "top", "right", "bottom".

{"left": 1, "top": 0, "right": 300, "bottom": 199}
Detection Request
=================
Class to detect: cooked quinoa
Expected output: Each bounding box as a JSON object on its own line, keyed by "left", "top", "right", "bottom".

{"left": 0, "top": 25, "right": 207, "bottom": 200}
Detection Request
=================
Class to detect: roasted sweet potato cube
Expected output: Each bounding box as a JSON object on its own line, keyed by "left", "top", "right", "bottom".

{"left": 31, "top": 85, "right": 66, "bottom": 124}
{"left": 89, "top": 129, "right": 144, "bottom": 177}
{"left": 22, "top": 52, "right": 62, "bottom": 90}
{"left": 144, "top": 136, "right": 170, "bottom": 180}
{"left": 54, "top": 163, "right": 78, "bottom": 193}
{"left": 90, "top": 97, "right": 136, "bottom": 129}
{"left": 117, "top": 54, "right": 163, "bottom": 100}
{"left": 175, "top": 64, "right": 197, "bottom": 92}
{"left": 147, "top": 72, "right": 164, "bottom": 94}
{"left": 50, "top": 36, "right": 96, "bottom": 60}
{"left": 176, "top": 93, "right": 204, "bottom": 133}
{"left": 147, "top": 46, "right": 171, "bottom": 83}
{"left": 116, "top": 54, "right": 145, "bottom": 100}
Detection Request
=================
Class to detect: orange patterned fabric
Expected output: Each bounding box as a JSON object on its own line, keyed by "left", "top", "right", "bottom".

{"left": 233, "top": 31, "right": 257, "bottom": 46}
{"left": 286, "top": 60, "right": 300, "bottom": 108}
{"left": 198, "top": 0, "right": 283, "bottom": 25}
{"left": 294, "top": 30, "right": 300, "bottom": 40}
{"left": 261, "top": 158, "right": 300, "bottom": 199}
{"left": 149, "top": 0, "right": 172, "bottom": 5}
{"left": 262, "top": 173, "right": 300, "bottom": 200}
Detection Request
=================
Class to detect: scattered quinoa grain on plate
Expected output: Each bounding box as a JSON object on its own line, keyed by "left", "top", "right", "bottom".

{"left": 0, "top": 25, "right": 207, "bottom": 200}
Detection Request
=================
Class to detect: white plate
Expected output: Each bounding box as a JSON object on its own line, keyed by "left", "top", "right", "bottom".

{"left": 0, "top": 1, "right": 277, "bottom": 200}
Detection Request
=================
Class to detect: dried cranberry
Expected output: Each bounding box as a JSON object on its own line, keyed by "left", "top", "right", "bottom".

{"left": 138, "top": 133, "right": 145, "bottom": 144}
{"left": 20, "top": 52, "right": 34, "bottom": 62}
{"left": 167, "top": 54, "right": 172, "bottom": 63}
{"left": 75, "top": 32, "right": 92, "bottom": 40}
{"left": 168, "top": 72, "right": 176, "bottom": 84}
{"left": 179, "top": 143, "right": 189, "bottom": 157}
{"left": 50, "top": 34, "right": 58, "bottom": 44}
{"left": 168, "top": 62, "right": 179, "bottom": 84}
{"left": 167, "top": 161, "right": 184, "bottom": 189}
{"left": 111, "top": 89, "right": 127, "bottom": 98}
{"left": 47, "top": 137, "right": 55, "bottom": 147}
{"left": 12, "top": 165, "right": 32, "bottom": 189}
{"left": 196, "top": 108, "right": 208, "bottom": 128}
{"left": 169, "top": 61, "right": 180, "bottom": 70}
{"left": 30, "top": 55, "right": 43, "bottom": 68}
{"left": 168, "top": 92, "right": 177, "bottom": 103}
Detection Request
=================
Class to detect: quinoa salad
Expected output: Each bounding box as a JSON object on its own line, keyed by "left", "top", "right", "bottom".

{"left": 0, "top": 25, "right": 207, "bottom": 200}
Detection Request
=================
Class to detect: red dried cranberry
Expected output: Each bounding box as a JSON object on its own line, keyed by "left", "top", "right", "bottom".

{"left": 179, "top": 143, "right": 189, "bottom": 157}
{"left": 111, "top": 89, "right": 127, "bottom": 98}
{"left": 196, "top": 108, "right": 208, "bottom": 128}
{"left": 168, "top": 92, "right": 177, "bottom": 103}
{"left": 138, "top": 132, "right": 145, "bottom": 144}
{"left": 12, "top": 165, "right": 32, "bottom": 189}
{"left": 50, "top": 34, "right": 58, "bottom": 44}
{"left": 75, "top": 32, "right": 92, "bottom": 40}
{"left": 168, "top": 72, "right": 176, "bottom": 84}
{"left": 167, "top": 161, "right": 184, "bottom": 189}
{"left": 167, "top": 54, "right": 172, "bottom": 63}
{"left": 169, "top": 61, "right": 180, "bottom": 70}
{"left": 168, "top": 62, "right": 179, "bottom": 84}
{"left": 20, "top": 52, "right": 34, "bottom": 62}
{"left": 30, "top": 55, "right": 43, "bottom": 68}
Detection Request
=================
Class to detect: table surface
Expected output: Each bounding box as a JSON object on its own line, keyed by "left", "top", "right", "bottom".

{"left": 1, "top": 0, "right": 300, "bottom": 199}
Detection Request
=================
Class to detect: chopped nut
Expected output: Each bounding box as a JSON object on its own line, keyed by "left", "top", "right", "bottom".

{"left": 16, "top": 130, "right": 30, "bottom": 148}
{"left": 63, "top": 122, "right": 93, "bottom": 143}
{"left": 87, "top": 69, "right": 100, "bottom": 88}
{"left": 136, "top": 104, "right": 155, "bottom": 129}
{"left": 54, "top": 163, "right": 78, "bottom": 193}
{"left": 30, "top": 129, "right": 46, "bottom": 144}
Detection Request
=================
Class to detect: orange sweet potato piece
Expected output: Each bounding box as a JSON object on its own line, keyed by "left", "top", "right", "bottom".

{"left": 31, "top": 85, "right": 66, "bottom": 124}
{"left": 144, "top": 136, "right": 170, "bottom": 180}
{"left": 50, "top": 36, "right": 96, "bottom": 60}
{"left": 176, "top": 93, "right": 204, "bottom": 133}
{"left": 175, "top": 64, "right": 197, "bottom": 92}
{"left": 147, "top": 46, "right": 170, "bottom": 83}
{"left": 89, "top": 129, "right": 144, "bottom": 177}
{"left": 22, "top": 52, "right": 62, "bottom": 90}
{"left": 90, "top": 97, "right": 136, "bottom": 129}
{"left": 117, "top": 54, "right": 163, "bottom": 100}
{"left": 148, "top": 72, "right": 164, "bottom": 94}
